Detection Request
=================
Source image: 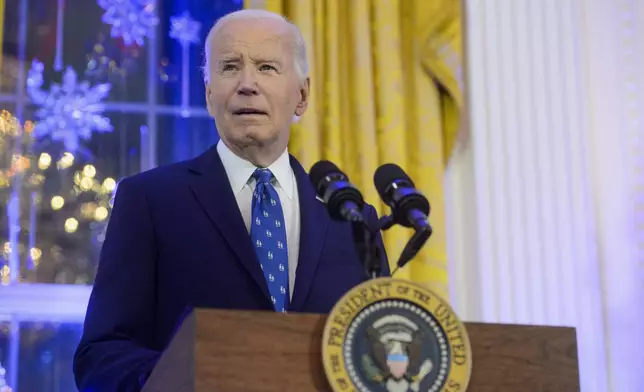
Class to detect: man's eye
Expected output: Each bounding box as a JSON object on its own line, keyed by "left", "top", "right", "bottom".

{"left": 259, "top": 64, "right": 276, "bottom": 72}
{"left": 222, "top": 64, "right": 237, "bottom": 71}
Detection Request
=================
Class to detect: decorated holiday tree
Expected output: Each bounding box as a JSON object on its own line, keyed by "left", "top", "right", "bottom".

{"left": 22, "top": 146, "right": 117, "bottom": 284}
{"left": 0, "top": 109, "right": 117, "bottom": 285}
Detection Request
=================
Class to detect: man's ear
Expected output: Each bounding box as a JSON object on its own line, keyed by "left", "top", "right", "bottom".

{"left": 205, "top": 84, "right": 215, "bottom": 117}
{"left": 295, "top": 77, "right": 310, "bottom": 117}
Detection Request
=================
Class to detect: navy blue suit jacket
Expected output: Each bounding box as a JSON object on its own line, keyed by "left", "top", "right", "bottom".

{"left": 73, "top": 145, "right": 389, "bottom": 392}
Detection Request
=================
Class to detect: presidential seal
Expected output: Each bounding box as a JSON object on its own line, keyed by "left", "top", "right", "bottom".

{"left": 322, "top": 278, "right": 472, "bottom": 392}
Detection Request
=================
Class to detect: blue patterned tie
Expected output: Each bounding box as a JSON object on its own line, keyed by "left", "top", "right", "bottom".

{"left": 250, "top": 168, "right": 289, "bottom": 312}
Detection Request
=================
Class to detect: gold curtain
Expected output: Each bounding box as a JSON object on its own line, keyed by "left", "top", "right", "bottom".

{"left": 243, "top": 0, "right": 462, "bottom": 299}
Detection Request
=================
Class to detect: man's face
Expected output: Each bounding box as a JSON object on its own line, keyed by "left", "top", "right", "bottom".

{"left": 205, "top": 18, "right": 309, "bottom": 153}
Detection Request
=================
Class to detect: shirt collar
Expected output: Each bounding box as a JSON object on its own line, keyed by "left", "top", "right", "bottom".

{"left": 216, "top": 140, "right": 295, "bottom": 200}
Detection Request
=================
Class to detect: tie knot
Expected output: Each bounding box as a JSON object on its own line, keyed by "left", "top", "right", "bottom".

{"left": 252, "top": 168, "right": 274, "bottom": 184}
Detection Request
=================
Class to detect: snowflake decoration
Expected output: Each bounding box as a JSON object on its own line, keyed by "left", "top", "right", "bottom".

{"left": 98, "top": 0, "right": 159, "bottom": 47}
{"left": 27, "top": 59, "right": 113, "bottom": 152}
{"left": 170, "top": 11, "right": 201, "bottom": 46}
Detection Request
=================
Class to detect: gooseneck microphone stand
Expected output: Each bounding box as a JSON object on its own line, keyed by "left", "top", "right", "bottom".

{"left": 357, "top": 214, "right": 433, "bottom": 279}
{"left": 352, "top": 222, "right": 382, "bottom": 279}
{"left": 351, "top": 221, "right": 383, "bottom": 280}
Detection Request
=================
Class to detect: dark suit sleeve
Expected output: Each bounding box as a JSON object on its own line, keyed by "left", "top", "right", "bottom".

{"left": 73, "top": 176, "right": 159, "bottom": 392}
{"left": 365, "top": 204, "right": 391, "bottom": 276}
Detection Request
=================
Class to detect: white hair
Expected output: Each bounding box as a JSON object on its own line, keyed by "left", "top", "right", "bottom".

{"left": 202, "top": 9, "right": 309, "bottom": 83}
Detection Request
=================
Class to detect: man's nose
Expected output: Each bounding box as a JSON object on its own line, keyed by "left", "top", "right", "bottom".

{"left": 237, "top": 69, "right": 259, "bottom": 96}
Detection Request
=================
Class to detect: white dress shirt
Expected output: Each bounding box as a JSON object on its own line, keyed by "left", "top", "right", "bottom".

{"left": 216, "top": 140, "right": 300, "bottom": 299}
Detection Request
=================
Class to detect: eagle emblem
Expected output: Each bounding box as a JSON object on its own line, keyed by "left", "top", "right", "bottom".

{"left": 362, "top": 315, "right": 433, "bottom": 392}
{"left": 321, "top": 279, "right": 472, "bottom": 392}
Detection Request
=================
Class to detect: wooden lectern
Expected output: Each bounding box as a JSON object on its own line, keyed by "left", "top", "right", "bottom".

{"left": 141, "top": 308, "right": 579, "bottom": 392}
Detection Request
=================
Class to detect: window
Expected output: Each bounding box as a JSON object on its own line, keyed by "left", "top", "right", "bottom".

{"left": 0, "top": 1, "right": 241, "bottom": 390}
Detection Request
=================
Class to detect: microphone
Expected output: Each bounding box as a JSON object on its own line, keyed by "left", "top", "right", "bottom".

{"left": 309, "top": 160, "right": 365, "bottom": 222}
{"left": 310, "top": 160, "right": 381, "bottom": 279}
{"left": 374, "top": 163, "right": 432, "bottom": 271}
{"left": 373, "top": 163, "right": 431, "bottom": 232}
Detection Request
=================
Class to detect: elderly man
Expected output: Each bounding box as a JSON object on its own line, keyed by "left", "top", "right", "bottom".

{"left": 73, "top": 9, "right": 389, "bottom": 392}
{"left": 74, "top": 10, "right": 389, "bottom": 392}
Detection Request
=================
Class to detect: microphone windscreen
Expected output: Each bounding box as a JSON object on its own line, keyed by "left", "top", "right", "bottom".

{"left": 373, "top": 163, "right": 414, "bottom": 201}
{"left": 309, "top": 160, "right": 342, "bottom": 189}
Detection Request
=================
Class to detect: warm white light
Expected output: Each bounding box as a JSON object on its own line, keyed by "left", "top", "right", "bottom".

{"left": 30, "top": 247, "right": 42, "bottom": 262}
{"left": 64, "top": 218, "right": 79, "bottom": 233}
{"left": 103, "top": 177, "right": 116, "bottom": 192}
{"left": 38, "top": 153, "right": 52, "bottom": 170}
{"left": 94, "top": 206, "right": 109, "bottom": 221}
{"left": 80, "top": 176, "right": 93, "bottom": 191}
{"left": 1, "top": 265, "right": 9, "bottom": 285}
{"left": 80, "top": 203, "right": 97, "bottom": 219}
{"left": 83, "top": 164, "right": 96, "bottom": 178}
{"left": 58, "top": 152, "right": 75, "bottom": 169}
{"left": 51, "top": 196, "right": 65, "bottom": 210}
{"left": 1, "top": 242, "right": 10, "bottom": 258}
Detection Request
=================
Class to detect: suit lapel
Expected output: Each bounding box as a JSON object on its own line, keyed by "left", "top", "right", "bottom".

{"left": 288, "top": 156, "right": 328, "bottom": 311}
{"left": 187, "top": 147, "right": 271, "bottom": 301}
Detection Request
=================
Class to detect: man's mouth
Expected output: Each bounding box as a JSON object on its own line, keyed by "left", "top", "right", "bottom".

{"left": 233, "top": 108, "right": 267, "bottom": 116}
